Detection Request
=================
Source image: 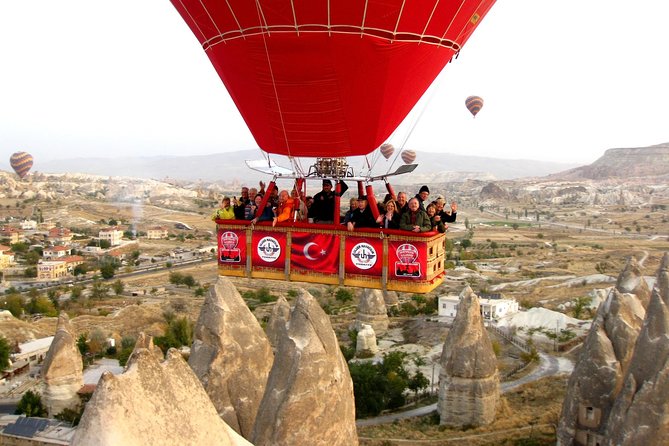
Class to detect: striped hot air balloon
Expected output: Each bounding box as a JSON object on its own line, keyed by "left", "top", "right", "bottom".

{"left": 379, "top": 143, "right": 395, "bottom": 160}
{"left": 465, "top": 95, "right": 484, "bottom": 117}
{"left": 9, "top": 152, "right": 33, "bottom": 179}
{"left": 401, "top": 150, "right": 416, "bottom": 164}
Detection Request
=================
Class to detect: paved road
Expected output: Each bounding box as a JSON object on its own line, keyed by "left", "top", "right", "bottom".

{"left": 356, "top": 353, "right": 563, "bottom": 427}
{"left": 0, "top": 400, "right": 18, "bottom": 415}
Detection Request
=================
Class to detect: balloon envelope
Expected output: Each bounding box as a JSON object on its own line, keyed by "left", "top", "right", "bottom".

{"left": 401, "top": 150, "right": 416, "bottom": 164}
{"left": 379, "top": 143, "right": 395, "bottom": 160}
{"left": 171, "top": 0, "right": 496, "bottom": 158}
{"left": 10, "top": 152, "right": 33, "bottom": 179}
{"left": 465, "top": 95, "right": 484, "bottom": 117}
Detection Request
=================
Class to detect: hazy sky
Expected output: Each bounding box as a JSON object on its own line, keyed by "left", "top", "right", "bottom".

{"left": 1, "top": 0, "right": 668, "bottom": 171}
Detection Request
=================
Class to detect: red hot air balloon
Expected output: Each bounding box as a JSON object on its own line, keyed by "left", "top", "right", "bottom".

{"left": 379, "top": 143, "right": 395, "bottom": 160}
{"left": 170, "top": 0, "right": 496, "bottom": 158}
{"left": 465, "top": 96, "right": 484, "bottom": 117}
{"left": 10, "top": 152, "right": 33, "bottom": 179}
{"left": 401, "top": 150, "right": 416, "bottom": 165}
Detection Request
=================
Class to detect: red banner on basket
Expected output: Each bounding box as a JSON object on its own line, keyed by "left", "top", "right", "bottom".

{"left": 344, "top": 237, "right": 383, "bottom": 276}
{"left": 291, "top": 232, "right": 340, "bottom": 274}
{"left": 217, "top": 229, "right": 246, "bottom": 264}
{"left": 251, "top": 231, "right": 287, "bottom": 268}
{"left": 388, "top": 241, "right": 427, "bottom": 279}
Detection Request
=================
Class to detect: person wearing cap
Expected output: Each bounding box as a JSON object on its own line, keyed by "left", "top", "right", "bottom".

{"left": 347, "top": 196, "right": 377, "bottom": 231}
{"left": 415, "top": 185, "right": 430, "bottom": 211}
{"left": 211, "top": 196, "right": 235, "bottom": 221}
{"left": 310, "top": 179, "right": 335, "bottom": 224}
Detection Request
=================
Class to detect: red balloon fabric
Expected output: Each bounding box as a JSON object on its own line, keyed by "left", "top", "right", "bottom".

{"left": 9, "top": 152, "right": 33, "bottom": 179}
{"left": 171, "top": 0, "right": 496, "bottom": 158}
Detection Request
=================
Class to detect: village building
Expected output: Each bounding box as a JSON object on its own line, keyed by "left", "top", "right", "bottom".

{"left": 37, "top": 261, "right": 68, "bottom": 281}
{"left": 98, "top": 227, "right": 124, "bottom": 246}
{"left": 0, "top": 227, "right": 22, "bottom": 244}
{"left": 20, "top": 219, "right": 38, "bottom": 230}
{"left": 43, "top": 246, "right": 71, "bottom": 260}
{"left": 11, "top": 336, "right": 54, "bottom": 363}
{"left": 146, "top": 226, "right": 169, "bottom": 239}
{"left": 47, "top": 228, "right": 72, "bottom": 244}
{"left": 438, "top": 293, "right": 519, "bottom": 321}
{"left": 0, "top": 245, "right": 15, "bottom": 269}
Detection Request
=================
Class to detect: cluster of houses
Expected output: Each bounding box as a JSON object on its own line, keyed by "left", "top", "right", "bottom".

{"left": 0, "top": 220, "right": 171, "bottom": 284}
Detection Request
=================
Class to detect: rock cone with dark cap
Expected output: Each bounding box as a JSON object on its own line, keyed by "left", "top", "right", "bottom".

{"left": 188, "top": 277, "right": 273, "bottom": 440}
{"left": 354, "top": 288, "right": 388, "bottom": 336}
{"left": 437, "top": 286, "right": 499, "bottom": 427}
{"left": 72, "top": 349, "right": 251, "bottom": 446}
{"left": 252, "top": 290, "right": 358, "bottom": 446}
{"left": 40, "top": 312, "right": 83, "bottom": 417}
{"left": 602, "top": 253, "right": 669, "bottom": 446}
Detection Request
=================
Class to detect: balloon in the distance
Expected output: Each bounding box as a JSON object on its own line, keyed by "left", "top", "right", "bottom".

{"left": 10, "top": 152, "right": 33, "bottom": 179}
{"left": 401, "top": 150, "right": 416, "bottom": 164}
{"left": 379, "top": 143, "right": 395, "bottom": 160}
{"left": 465, "top": 96, "right": 484, "bottom": 117}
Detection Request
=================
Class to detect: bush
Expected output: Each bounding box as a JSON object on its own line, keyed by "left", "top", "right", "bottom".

{"left": 335, "top": 288, "right": 354, "bottom": 304}
{"left": 15, "top": 390, "right": 47, "bottom": 417}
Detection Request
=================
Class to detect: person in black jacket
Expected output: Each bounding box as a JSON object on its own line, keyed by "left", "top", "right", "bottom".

{"left": 310, "top": 180, "right": 335, "bottom": 224}
{"left": 435, "top": 197, "right": 458, "bottom": 223}
{"left": 347, "top": 196, "right": 376, "bottom": 231}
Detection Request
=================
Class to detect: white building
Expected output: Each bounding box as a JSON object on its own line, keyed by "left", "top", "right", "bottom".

{"left": 20, "top": 220, "right": 37, "bottom": 230}
{"left": 438, "top": 293, "right": 519, "bottom": 321}
{"left": 99, "top": 227, "right": 124, "bottom": 246}
{"left": 11, "top": 336, "right": 54, "bottom": 363}
{"left": 146, "top": 226, "right": 169, "bottom": 239}
{"left": 43, "top": 245, "right": 71, "bottom": 259}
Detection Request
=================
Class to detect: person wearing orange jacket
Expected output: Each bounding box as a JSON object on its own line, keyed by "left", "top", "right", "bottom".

{"left": 272, "top": 190, "right": 294, "bottom": 227}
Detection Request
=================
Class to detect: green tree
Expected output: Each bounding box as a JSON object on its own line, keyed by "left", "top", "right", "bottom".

{"left": 335, "top": 288, "right": 354, "bottom": 304}
{"left": 112, "top": 280, "right": 124, "bottom": 296}
{"left": 408, "top": 370, "right": 430, "bottom": 396}
{"left": 27, "top": 296, "right": 57, "bottom": 316}
{"left": 100, "top": 263, "right": 116, "bottom": 279}
{"left": 24, "top": 250, "right": 41, "bottom": 265}
{"left": 169, "top": 272, "right": 184, "bottom": 286}
{"left": 15, "top": 390, "right": 47, "bottom": 417}
{"left": 0, "top": 336, "right": 10, "bottom": 372}
{"left": 90, "top": 280, "right": 109, "bottom": 300}
{"left": 73, "top": 264, "right": 88, "bottom": 276}
{"left": 460, "top": 239, "right": 472, "bottom": 249}
{"left": 24, "top": 266, "right": 37, "bottom": 278}
{"left": 1, "top": 294, "right": 24, "bottom": 317}
{"left": 182, "top": 275, "right": 196, "bottom": 289}
{"left": 77, "top": 334, "right": 89, "bottom": 356}
{"left": 10, "top": 242, "right": 29, "bottom": 254}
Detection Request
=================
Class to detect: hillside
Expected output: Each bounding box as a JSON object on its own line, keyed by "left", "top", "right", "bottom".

{"left": 7, "top": 150, "right": 578, "bottom": 184}
{"left": 550, "top": 143, "right": 669, "bottom": 180}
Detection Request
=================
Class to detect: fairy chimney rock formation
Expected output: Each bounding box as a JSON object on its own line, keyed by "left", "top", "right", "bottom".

{"left": 265, "top": 296, "right": 291, "bottom": 351}
{"left": 382, "top": 290, "right": 399, "bottom": 307}
{"left": 127, "top": 332, "right": 164, "bottom": 365}
{"left": 356, "top": 324, "right": 379, "bottom": 355}
{"left": 437, "top": 286, "right": 499, "bottom": 427}
{"left": 252, "top": 290, "right": 358, "bottom": 446}
{"left": 615, "top": 256, "right": 651, "bottom": 308}
{"left": 188, "top": 277, "right": 273, "bottom": 440}
{"left": 602, "top": 253, "right": 669, "bottom": 446}
{"left": 40, "top": 312, "right": 84, "bottom": 417}
{"left": 72, "top": 349, "right": 251, "bottom": 446}
{"left": 355, "top": 288, "right": 388, "bottom": 336}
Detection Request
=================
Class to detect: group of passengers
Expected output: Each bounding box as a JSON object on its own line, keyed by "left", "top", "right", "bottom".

{"left": 212, "top": 181, "right": 457, "bottom": 233}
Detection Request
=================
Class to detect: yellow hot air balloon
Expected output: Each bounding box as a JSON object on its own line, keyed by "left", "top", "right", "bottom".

{"left": 465, "top": 95, "right": 484, "bottom": 117}
{"left": 401, "top": 150, "right": 416, "bottom": 164}
{"left": 10, "top": 152, "right": 33, "bottom": 179}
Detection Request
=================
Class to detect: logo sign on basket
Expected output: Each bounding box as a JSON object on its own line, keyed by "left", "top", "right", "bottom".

{"left": 257, "top": 236, "right": 281, "bottom": 262}
{"left": 350, "top": 242, "right": 377, "bottom": 270}
{"left": 219, "top": 231, "right": 241, "bottom": 263}
{"left": 395, "top": 243, "right": 421, "bottom": 277}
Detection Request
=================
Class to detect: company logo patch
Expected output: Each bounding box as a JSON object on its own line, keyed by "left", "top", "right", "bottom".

{"left": 257, "top": 236, "right": 281, "bottom": 262}
{"left": 351, "top": 242, "right": 377, "bottom": 270}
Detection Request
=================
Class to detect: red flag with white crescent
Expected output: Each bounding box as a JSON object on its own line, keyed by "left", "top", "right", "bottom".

{"left": 291, "top": 232, "right": 339, "bottom": 274}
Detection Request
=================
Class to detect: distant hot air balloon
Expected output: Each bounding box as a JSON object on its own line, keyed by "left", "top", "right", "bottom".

{"left": 465, "top": 96, "right": 484, "bottom": 117}
{"left": 379, "top": 143, "right": 395, "bottom": 160}
{"left": 10, "top": 152, "right": 33, "bottom": 179}
{"left": 401, "top": 150, "right": 416, "bottom": 165}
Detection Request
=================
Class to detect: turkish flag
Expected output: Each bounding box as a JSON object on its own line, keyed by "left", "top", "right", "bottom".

{"left": 291, "top": 232, "right": 339, "bottom": 274}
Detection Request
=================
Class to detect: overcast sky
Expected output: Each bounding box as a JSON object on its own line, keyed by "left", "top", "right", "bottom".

{"left": 1, "top": 0, "right": 668, "bottom": 171}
